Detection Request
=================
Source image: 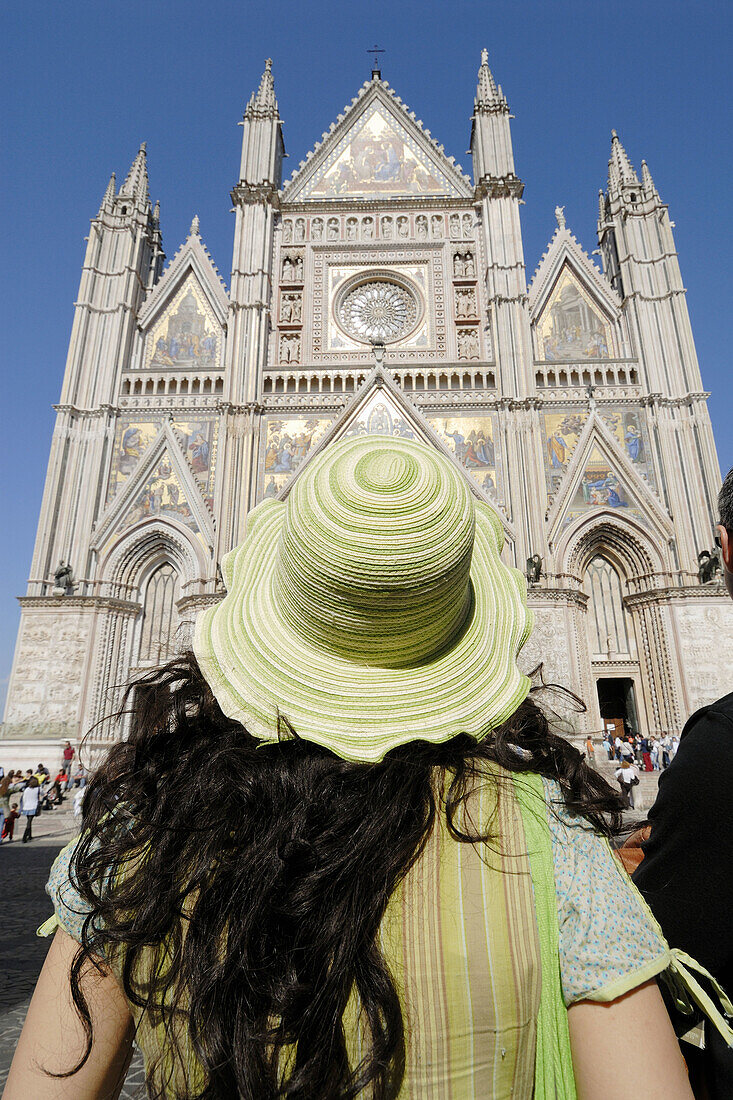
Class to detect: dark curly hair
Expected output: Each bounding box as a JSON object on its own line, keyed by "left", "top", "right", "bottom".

{"left": 61, "top": 653, "right": 622, "bottom": 1099}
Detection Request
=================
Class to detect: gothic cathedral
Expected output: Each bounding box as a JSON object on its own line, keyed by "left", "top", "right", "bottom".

{"left": 3, "top": 53, "right": 730, "bottom": 756}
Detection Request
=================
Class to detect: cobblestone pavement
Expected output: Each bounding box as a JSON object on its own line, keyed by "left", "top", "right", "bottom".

{"left": 0, "top": 803, "right": 145, "bottom": 1097}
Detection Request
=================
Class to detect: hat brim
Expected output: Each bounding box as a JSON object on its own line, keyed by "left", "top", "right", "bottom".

{"left": 194, "top": 499, "right": 533, "bottom": 763}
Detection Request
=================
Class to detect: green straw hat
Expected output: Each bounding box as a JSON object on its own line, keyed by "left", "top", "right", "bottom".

{"left": 194, "top": 436, "right": 533, "bottom": 763}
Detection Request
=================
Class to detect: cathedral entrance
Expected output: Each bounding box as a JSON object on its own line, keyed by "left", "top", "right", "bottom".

{"left": 596, "top": 677, "right": 639, "bottom": 738}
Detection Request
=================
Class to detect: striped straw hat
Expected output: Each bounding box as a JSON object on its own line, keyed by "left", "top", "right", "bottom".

{"left": 194, "top": 435, "right": 533, "bottom": 763}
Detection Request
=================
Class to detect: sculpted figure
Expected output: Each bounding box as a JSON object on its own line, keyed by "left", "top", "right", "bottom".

{"left": 54, "top": 560, "right": 74, "bottom": 592}
{"left": 526, "top": 554, "right": 543, "bottom": 585}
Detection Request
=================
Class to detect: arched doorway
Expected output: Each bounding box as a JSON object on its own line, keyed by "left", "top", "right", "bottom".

{"left": 137, "top": 561, "right": 181, "bottom": 665}
{"left": 583, "top": 551, "right": 645, "bottom": 736}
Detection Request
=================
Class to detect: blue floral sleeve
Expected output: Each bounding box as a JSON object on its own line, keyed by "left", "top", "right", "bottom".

{"left": 543, "top": 779, "right": 670, "bottom": 1005}
{"left": 41, "top": 837, "right": 93, "bottom": 943}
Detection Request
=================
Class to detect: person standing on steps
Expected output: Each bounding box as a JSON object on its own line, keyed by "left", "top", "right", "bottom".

{"left": 20, "top": 776, "right": 40, "bottom": 842}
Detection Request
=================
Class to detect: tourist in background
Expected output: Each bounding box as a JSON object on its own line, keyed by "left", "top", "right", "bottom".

{"left": 584, "top": 734, "right": 595, "bottom": 766}
{"left": 615, "top": 759, "right": 640, "bottom": 809}
{"left": 0, "top": 772, "right": 11, "bottom": 838}
{"left": 61, "top": 740, "right": 75, "bottom": 780}
{"left": 20, "top": 777, "right": 40, "bottom": 842}
{"left": 2, "top": 802, "right": 20, "bottom": 842}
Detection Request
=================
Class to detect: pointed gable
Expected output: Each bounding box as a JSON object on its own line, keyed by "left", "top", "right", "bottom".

{"left": 545, "top": 412, "right": 670, "bottom": 542}
{"left": 95, "top": 423, "right": 215, "bottom": 551}
{"left": 138, "top": 222, "right": 229, "bottom": 372}
{"left": 282, "top": 80, "right": 472, "bottom": 202}
{"left": 528, "top": 225, "right": 621, "bottom": 361}
{"left": 268, "top": 367, "right": 514, "bottom": 537}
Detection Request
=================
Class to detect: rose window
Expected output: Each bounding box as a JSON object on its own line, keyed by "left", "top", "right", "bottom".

{"left": 337, "top": 279, "right": 418, "bottom": 344}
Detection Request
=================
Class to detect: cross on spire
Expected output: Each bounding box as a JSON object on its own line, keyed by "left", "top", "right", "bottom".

{"left": 367, "top": 44, "right": 385, "bottom": 78}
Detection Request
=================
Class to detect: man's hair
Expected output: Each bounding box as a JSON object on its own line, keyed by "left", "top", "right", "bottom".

{"left": 718, "top": 467, "right": 733, "bottom": 531}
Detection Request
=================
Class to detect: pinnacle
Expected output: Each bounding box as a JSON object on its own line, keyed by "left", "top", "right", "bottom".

{"left": 97, "top": 172, "right": 116, "bottom": 215}
{"left": 249, "top": 56, "right": 278, "bottom": 116}
{"left": 119, "top": 142, "right": 150, "bottom": 205}
{"left": 608, "top": 130, "right": 639, "bottom": 190}
{"left": 640, "top": 158, "right": 656, "bottom": 193}
{"left": 475, "top": 47, "right": 504, "bottom": 110}
{"left": 189, "top": 214, "right": 200, "bottom": 237}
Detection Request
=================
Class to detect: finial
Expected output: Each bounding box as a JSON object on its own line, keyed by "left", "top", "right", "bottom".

{"left": 189, "top": 214, "right": 200, "bottom": 237}
{"left": 139, "top": 141, "right": 147, "bottom": 153}
{"left": 611, "top": 129, "right": 618, "bottom": 140}
{"left": 251, "top": 56, "right": 278, "bottom": 114}
{"left": 476, "top": 47, "right": 501, "bottom": 109}
{"left": 554, "top": 204, "right": 566, "bottom": 230}
{"left": 367, "top": 44, "right": 385, "bottom": 78}
{"left": 153, "top": 199, "right": 160, "bottom": 220}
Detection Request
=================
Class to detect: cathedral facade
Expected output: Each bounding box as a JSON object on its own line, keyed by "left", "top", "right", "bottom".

{"left": 3, "top": 53, "right": 731, "bottom": 756}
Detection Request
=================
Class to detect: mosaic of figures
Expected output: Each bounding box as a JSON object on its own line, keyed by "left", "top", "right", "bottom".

{"left": 107, "top": 417, "right": 218, "bottom": 508}
{"left": 428, "top": 415, "right": 500, "bottom": 497}
{"left": 542, "top": 407, "right": 654, "bottom": 498}
{"left": 341, "top": 392, "right": 418, "bottom": 444}
{"left": 121, "top": 452, "right": 199, "bottom": 534}
{"left": 281, "top": 210, "right": 475, "bottom": 243}
{"left": 145, "top": 275, "right": 221, "bottom": 371}
{"left": 296, "top": 104, "right": 460, "bottom": 200}
{"left": 562, "top": 446, "right": 646, "bottom": 532}
{"left": 259, "top": 416, "right": 333, "bottom": 500}
{"left": 536, "top": 269, "right": 615, "bottom": 360}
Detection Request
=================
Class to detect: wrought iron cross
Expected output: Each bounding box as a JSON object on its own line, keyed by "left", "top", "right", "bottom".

{"left": 368, "top": 45, "right": 385, "bottom": 76}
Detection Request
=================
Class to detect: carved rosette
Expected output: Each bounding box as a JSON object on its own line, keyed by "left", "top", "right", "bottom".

{"left": 336, "top": 277, "right": 419, "bottom": 345}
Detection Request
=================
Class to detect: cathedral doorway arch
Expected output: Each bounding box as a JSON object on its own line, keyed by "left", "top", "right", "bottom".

{"left": 563, "top": 514, "right": 680, "bottom": 739}
{"left": 137, "top": 560, "right": 181, "bottom": 666}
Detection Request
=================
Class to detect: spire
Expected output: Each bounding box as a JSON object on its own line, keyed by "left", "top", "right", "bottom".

{"left": 640, "top": 158, "right": 657, "bottom": 195}
{"left": 608, "top": 130, "right": 639, "bottom": 191}
{"left": 189, "top": 214, "right": 200, "bottom": 237}
{"left": 475, "top": 48, "right": 505, "bottom": 111}
{"left": 119, "top": 142, "right": 150, "bottom": 205}
{"left": 247, "top": 58, "right": 278, "bottom": 118}
{"left": 97, "top": 172, "right": 116, "bottom": 216}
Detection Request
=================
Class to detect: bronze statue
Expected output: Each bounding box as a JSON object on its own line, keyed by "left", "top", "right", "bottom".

{"left": 526, "top": 554, "right": 543, "bottom": 585}
{"left": 697, "top": 548, "right": 721, "bottom": 584}
{"left": 53, "top": 560, "right": 74, "bottom": 592}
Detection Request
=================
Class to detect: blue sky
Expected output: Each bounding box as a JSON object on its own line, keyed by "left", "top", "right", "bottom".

{"left": 1, "top": 0, "right": 731, "bottom": 711}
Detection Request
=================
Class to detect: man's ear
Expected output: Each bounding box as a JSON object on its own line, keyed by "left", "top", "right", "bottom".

{"left": 716, "top": 525, "right": 733, "bottom": 572}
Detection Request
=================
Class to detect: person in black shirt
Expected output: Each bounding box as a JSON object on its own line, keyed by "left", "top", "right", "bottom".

{"left": 634, "top": 467, "right": 733, "bottom": 1097}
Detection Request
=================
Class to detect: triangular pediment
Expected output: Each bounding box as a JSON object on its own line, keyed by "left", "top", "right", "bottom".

{"left": 282, "top": 81, "right": 472, "bottom": 202}
{"left": 546, "top": 412, "right": 671, "bottom": 543}
{"left": 140, "top": 228, "right": 229, "bottom": 328}
{"left": 274, "top": 366, "right": 514, "bottom": 538}
{"left": 94, "top": 422, "right": 214, "bottom": 551}
{"left": 137, "top": 228, "right": 228, "bottom": 372}
{"left": 529, "top": 228, "right": 622, "bottom": 361}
